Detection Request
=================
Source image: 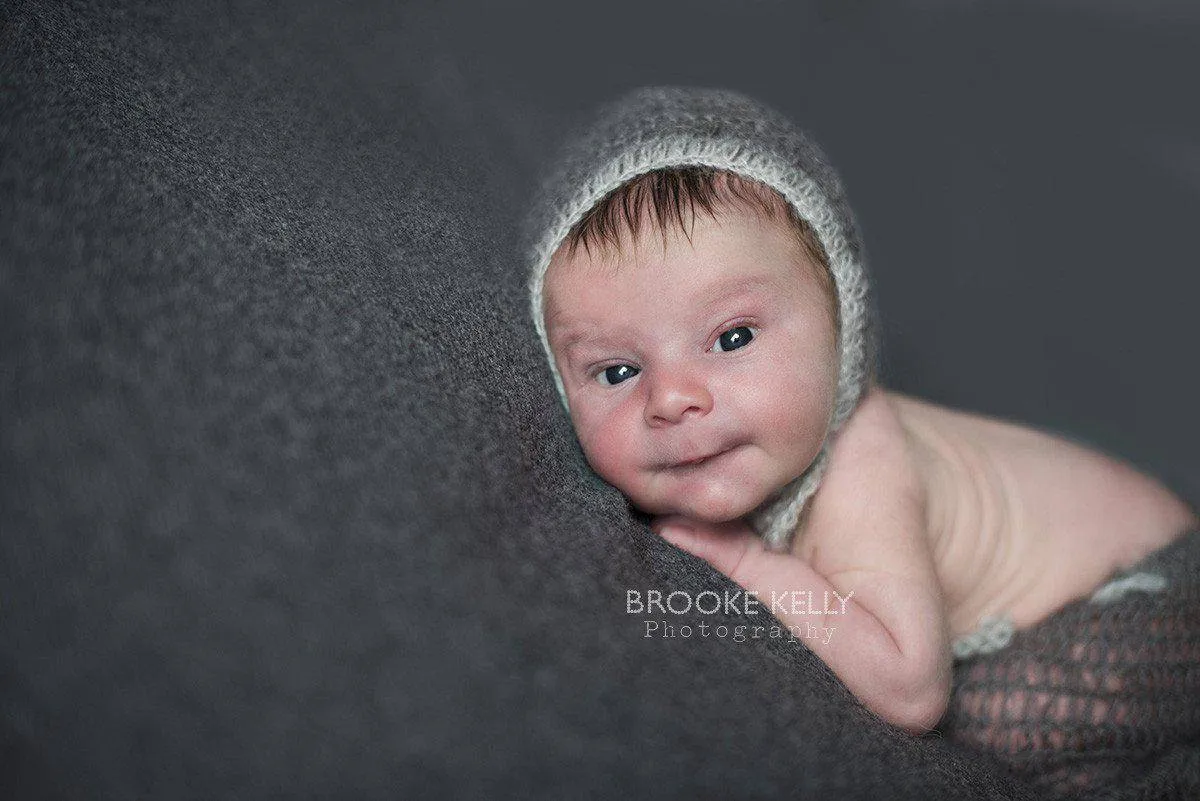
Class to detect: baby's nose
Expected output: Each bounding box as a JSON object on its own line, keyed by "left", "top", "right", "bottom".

{"left": 644, "top": 372, "right": 713, "bottom": 427}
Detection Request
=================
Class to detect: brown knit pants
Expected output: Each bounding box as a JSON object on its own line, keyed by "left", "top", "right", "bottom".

{"left": 935, "top": 528, "right": 1200, "bottom": 800}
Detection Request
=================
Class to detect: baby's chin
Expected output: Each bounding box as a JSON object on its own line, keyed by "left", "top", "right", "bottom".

{"left": 630, "top": 479, "right": 782, "bottom": 524}
{"left": 605, "top": 452, "right": 807, "bottom": 524}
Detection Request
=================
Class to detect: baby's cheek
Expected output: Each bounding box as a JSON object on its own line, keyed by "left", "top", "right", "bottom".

{"left": 757, "top": 365, "right": 834, "bottom": 461}
{"left": 746, "top": 350, "right": 832, "bottom": 425}
{"left": 791, "top": 378, "right": 835, "bottom": 427}
{"left": 574, "top": 413, "right": 639, "bottom": 490}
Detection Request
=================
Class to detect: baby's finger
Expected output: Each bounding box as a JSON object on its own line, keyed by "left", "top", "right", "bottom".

{"left": 655, "top": 520, "right": 771, "bottom": 588}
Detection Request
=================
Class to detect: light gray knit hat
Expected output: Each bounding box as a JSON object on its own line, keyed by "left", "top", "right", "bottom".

{"left": 525, "top": 86, "right": 876, "bottom": 550}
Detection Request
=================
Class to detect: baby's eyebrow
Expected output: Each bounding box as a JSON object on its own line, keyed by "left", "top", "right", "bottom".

{"left": 696, "top": 275, "right": 781, "bottom": 312}
{"left": 553, "top": 324, "right": 612, "bottom": 356}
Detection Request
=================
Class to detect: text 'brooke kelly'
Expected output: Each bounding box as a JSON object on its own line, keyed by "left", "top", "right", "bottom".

{"left": 626, "top": 588, "right": 854, "bottom": 617}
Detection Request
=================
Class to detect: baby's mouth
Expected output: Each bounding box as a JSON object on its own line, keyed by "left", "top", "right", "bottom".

{"left": 670, "top": 444, "right": 741, "bottom": 470}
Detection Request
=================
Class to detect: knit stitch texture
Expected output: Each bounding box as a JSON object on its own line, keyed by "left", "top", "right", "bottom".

{"left": 939, "top": 527, "right": 1200, "bottom": 799}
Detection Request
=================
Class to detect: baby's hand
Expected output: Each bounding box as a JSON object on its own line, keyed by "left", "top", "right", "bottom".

{"left": 651, "top": 514, "right": 761, "bottom": 567}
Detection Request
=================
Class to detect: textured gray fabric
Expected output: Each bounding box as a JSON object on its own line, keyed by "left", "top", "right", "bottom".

{"left": 2, "top": 1, "right": 1197, "bottom": 799}
{"left": 524, "top": 86, "right": 876, "bottom": 551}
{"left": 0, "top": 2, "right": 1015, "bottom": 798}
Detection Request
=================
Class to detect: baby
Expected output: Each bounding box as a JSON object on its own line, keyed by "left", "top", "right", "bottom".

{"left": 525, "top": 87, "right": 1198, "bottom": 736}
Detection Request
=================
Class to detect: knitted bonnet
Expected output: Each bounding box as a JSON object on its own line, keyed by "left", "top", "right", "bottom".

{"left": 525, "top": 86, "right": 875, "bottom": 550}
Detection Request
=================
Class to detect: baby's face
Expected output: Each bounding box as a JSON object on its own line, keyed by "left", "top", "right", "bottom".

{"left": 543, "top": 206, "right": 839, "bottom": 523}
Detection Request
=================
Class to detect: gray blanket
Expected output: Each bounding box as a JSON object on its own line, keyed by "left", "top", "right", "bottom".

{"left": 3, "top": 1, "right": 1197, "bottom": 798}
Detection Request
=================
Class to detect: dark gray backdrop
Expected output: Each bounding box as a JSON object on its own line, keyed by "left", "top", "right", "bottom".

{"left": 459, "top": 0, "right": 1199, "bottom": 503}
{"left": 2, "top": 1, "right": 1196, "bottom": 799}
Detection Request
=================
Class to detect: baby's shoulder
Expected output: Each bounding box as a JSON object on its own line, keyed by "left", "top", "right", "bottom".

{"left": 824, "top": 386, "right": 915, "bottom": 479}
{"left": 794, "top": 387, "right": 929, "bottom": 563}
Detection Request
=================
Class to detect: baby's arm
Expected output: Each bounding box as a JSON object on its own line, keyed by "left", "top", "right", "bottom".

{"left": 653, "top": 389, "right": 952, "bottom": 733}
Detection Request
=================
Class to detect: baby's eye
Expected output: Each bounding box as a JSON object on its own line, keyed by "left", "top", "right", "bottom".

{"left": 596, "top": 364, "right": 640, "bottom": 386}
{"left": 712, "top": 326, "right": 756, "bottom": 353}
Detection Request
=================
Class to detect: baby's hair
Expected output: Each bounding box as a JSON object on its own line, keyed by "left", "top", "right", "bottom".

{"left": 561, "top": 165, "right": 836, "bottom": 322}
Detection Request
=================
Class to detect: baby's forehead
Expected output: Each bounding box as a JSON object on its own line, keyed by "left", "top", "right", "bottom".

{"left": 547, "top": 231, "right": 819, "bottom": 328}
